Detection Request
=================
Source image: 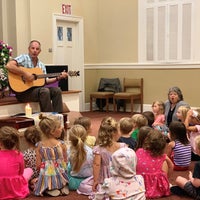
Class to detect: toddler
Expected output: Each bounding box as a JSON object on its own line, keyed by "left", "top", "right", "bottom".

{"left": 34, "top": 113, "right": 69, "bottom": 196}
{"left": 136, "top": 125, "right": 152, "bottom": 150}
{"left": 142, "top": 111, "right": 155, "bottom": 127}
{"left": 94, "top": 147, "right": 145, "bottom": 200}
{"left": 184, "top": 109, "right": 200, "bottom": 161}
{"left": 23, "top": 125, "right": 41, "bottom": 189}
{"left": 152, "top": 100, "right": 169, "bottom": 135}
{"left": 167, "top": 121, "right": 191, "bottom": 170}
{"left": 77, "top": 116, "right": 126, "bottom": 197}
{"left": 117, "top": 117, "right": 137, "bottom": 150}
{"left": 176, "top": 105, "right": 190, "bottom": 122}
{"left": 131, "top": 114, "right": 148, "bottom": 140}
{"left": 74, "top": 116, "right": 96, "bottom": 148}
{"left": 68, "top": 124, "right": 93, "bottom": 190}
{"left": 171, "top": 135, "right": 200, "bottom": 198}
{"left": 152, "top": 100, "right": 165, "bottom": 126}
{"left": 0, "top": 126, "right": 33, "bottom": 199}
{"left": 136, "top": 129, "right": 174, "bottom": 198}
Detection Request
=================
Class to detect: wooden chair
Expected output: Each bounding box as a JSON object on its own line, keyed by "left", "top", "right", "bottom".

{"left": 90, "top": 92, "right": 114, "bottom": 112}
{"left": 90, "top": 78, "right": 121, "bottom": 112}
{"left": 113, "top": 78, "right": 143, "bottom": 113}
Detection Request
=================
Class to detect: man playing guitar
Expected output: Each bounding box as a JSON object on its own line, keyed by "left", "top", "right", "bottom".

{"left": 6, "top": 40, "right": 68, "bottom": 113}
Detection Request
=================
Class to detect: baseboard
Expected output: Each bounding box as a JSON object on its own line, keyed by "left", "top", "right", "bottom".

{"left": 84, "top": 103, "right": 152, "bottom": 112}
{"left": 84, "top": 103, "right": 198, "bottom": 113}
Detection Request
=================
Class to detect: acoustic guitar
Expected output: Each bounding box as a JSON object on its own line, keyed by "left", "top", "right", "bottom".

{"left": 8, "top": 66, "right": 80, "bottom": 93}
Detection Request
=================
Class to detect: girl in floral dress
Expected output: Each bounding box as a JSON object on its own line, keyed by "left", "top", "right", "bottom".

{"left": 94, "top": 147, "right": 145, "bottom": 200}
{"left": 77, "top": 116, "right": 126, "bottom": 197}
{"left": 34, "top": 114, "right": 68, "bottom": 197}
{"left": 136, "top": 129, "right": 174, "bottom": 198}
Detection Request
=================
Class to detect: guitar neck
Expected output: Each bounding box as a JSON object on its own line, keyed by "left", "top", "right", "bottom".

{"left": 36, "top": 73, "right": 60, "bottom": 79}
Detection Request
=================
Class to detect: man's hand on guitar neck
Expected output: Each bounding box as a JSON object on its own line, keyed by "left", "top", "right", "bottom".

{"left": 56, "top": 70, "right": 68, "bottom": 81}
{"left": 46, "top": 70, "right": 68, "bottom": 84}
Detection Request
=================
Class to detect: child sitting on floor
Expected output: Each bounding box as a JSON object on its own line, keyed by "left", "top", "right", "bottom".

{"left": 77, "top": 116, "right": 127, "bottom": 197}
{"left": 131, "top": 114, "right": 148, "bottom": 140}
{"left": 166, "top": 121, "right": 191, "bottom": 171}
{"left": 171, "top": 135, "right": 200, "bottom": 198}
{"left": 68, "top": 124, "right": 93, "bottom": 190}
{"left": 136, "top": 129, "right": 174, "bottom": 198}
{"left": 152, "top": 100, "right": 169, "bottom": 135}
{"left": 117, "top": 117, "right": 137, "bottom": 150}
{"left": 176, "top": 105, "right": 190, "bottom": 122}
{"left": 94, "top": 147, "right": 145, "bottom": 200}
{"left": 74, "top": 116, "right": 96, "bottom": 148}
{"left": 0, "top": 126, "right": 33, "bottom": 199}
{"left": 136, "top": 125, "right": 152, "bottom": 150}
{"left": 23, "top": 125, "right": 41, "bottom": 190}
{"left": 34, "top": 114, "right": 69, "bottom": 197}
{"left": 184, "top": 109, "right": 200, "bottom": 161}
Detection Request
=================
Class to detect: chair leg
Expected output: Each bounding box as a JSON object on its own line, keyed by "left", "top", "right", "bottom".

{"left": 90, "top": 96, "right": 93, "bottom": 112}
{"left": 113, "top": 98, "right": 116, "bottom": 112}
{"left": 106, "top": 97, "right": 109, "bottom": 112}
{"left": 130, "top": 99, "right": 133, "bottom": 113}
{"left": 123, "top": 100, "right": 126, "bottom": 112}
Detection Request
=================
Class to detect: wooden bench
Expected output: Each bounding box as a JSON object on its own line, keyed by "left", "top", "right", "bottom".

{"left": 0, "top": 90, "right": 81, "bottom": 117}
{"left": 0, "top": 95, "right": 20, "bottom": 106}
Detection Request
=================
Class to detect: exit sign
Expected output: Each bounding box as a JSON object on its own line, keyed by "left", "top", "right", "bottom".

{"left": 62, "top": 4, "right": 72, "bottom": 15}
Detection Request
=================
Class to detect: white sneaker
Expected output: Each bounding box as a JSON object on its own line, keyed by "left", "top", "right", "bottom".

{"left": 61, "top": 185, "right": 69, "bottom": 195}
{"left": 46, "top": 189, "right": 61, "bottom": 196}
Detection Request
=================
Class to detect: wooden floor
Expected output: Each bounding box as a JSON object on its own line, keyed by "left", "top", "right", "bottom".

{"left": 25, "top": 111, "right": 194, "bottom": 200}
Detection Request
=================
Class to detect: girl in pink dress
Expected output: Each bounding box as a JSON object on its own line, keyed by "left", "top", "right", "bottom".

{"left": 152, "top": 100, "right": 165, "bottom": 126}
{"left": 77, "top": 116, "right": 126, "bottom": 197}
{"left": 152, "top": 100, "right": 169, "bottom": 135}
{"left": 136, "top": 129, "right": 174, "bottom": 198}
{"left": 0, "top": 126, "right": 33, "bottom": 200}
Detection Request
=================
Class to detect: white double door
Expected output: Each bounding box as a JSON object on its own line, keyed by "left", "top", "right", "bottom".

{"left": 53, "top": 14, "right": 84, "bottom": 111}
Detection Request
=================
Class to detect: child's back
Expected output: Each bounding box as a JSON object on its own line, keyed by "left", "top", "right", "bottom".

{"left": 23, "top": 125, "right": 41, "bottom": 184}
{"left": 117, "top": 117, "right": 137, "bottom": 150}
{"left": 94, "top": 147, "right": 145, "bottom": 200}
{"left": 136, "top": 129, "right": 173, "bottom": 198}
{"left": 34, "top": 114, "right": 68, "bottom": 197}
{"left": 184, "top": 109, "right": 200, "bottom": 161}
{"left": 68, "top": 124, "right": 94, "bottom": 190}
{"left": 167, "top": 121, "right": 191, "bottom": 170}
{"left": 77, "top": 116, "right": 126, "bottom": 197}
{"left": 0, "top": 126, "right": 32, "bottom": 199}
{"left": 131, "top": 114, "right": 148, "bottom": 140}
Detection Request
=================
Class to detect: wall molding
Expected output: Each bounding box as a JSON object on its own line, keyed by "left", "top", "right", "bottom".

{"left": 84, "top": 62, "right": 200, "bottom": 69}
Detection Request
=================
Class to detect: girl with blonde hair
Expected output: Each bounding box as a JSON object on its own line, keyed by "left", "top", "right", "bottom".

{"left": 34, "top": 114, "right": 68, "bottom": 196}
{"left": 73, "top": 116, "right": 96, "bottom": 148}
{"left": 176, "top": 105, "right": 190, "bottom": 122}
{"left": 77, "top": 116, "right": 126, "bottom": 197}
{"left": 184, "top": 108, "right": 200, "bottom": 161}
{"left": 68, "top": 124, "right": 93, "bottom": 190}
{"left": 152, "top": 100, "right": 165, "bottom": 126}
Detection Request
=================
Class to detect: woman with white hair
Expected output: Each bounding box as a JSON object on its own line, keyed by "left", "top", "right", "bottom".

{"left": 165, "top": 86, "right": 190, "bottom": 127}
